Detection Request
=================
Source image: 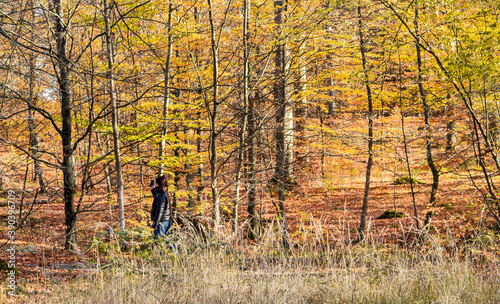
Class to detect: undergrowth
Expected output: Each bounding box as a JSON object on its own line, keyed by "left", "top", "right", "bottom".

{"left": 14, "top": 218, "right": 500, "bottom": 303}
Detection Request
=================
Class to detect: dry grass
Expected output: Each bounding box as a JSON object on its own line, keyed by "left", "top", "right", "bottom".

{"left": 24, "top": 218, "right": 500, "bottom": 304}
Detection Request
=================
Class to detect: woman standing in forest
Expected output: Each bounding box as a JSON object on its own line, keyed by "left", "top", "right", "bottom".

{"left": 150, "top": 175, "right": 172, "bottom": 238}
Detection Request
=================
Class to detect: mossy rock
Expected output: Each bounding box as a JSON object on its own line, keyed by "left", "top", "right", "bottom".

{"left": 376, "top": 210, "right": 404, "bottom": 220}
{"left": 437, "top": 203, "right": 455, "bottom": 210}
{"left": 0, "top": 259, "right": 18, "bottom": 274}
{"left": 0, "top": 259, "right": 9, "bottom": 271}
{"left": 395, "top": 176, "right": 423, "bottom": 185}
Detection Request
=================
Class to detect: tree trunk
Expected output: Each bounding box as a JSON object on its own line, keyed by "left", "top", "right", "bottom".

{"left": 196, "top": 127, "right": 204, "bottom": 203}
{"left": 27, "top": 0, "right": 46, "bottom": 193}
{"left": 53, "top": 0, "right": 77, "bottom": 250}
{"left": 104, "top": 0, "right": 125, "bottom": 230}
{"left": 274, "top": 0, "right": 291, "bottom": 248}
{"left": 414, "top": 0, "right": 439, "bottom": 232}
{"left": 357, "top": 2, "right": 374, "bottom": 241}
{"left": 298, "top": 39, "right": 309, "bottom": 164}
{"left": 247, "top": 91, "right": 259, "bottom": 239}
{"left": 446, "top": 120, "right": 457, "bottom": 152}
{"left": 173, "top": 147, "right": 180, "bottom": 217}
{"left": 327, "top": 73, "right": 337, "bottom": 116}
{"left": 398, "top": 50, "right": 420, "bottom": 230}
{"left": 319, "top": 111, "right": 326, "bottom": 178}
{"left": 274, "top": 0, "right": 293, "bottom": 184}
{"left": 159, "top": 1, "right": 173, "bottom": 176}
{"left": 193, "top": 7, "right": 204, "bottom": 207}
{"left": 233, "top": 0, "right": 251, "bottom": 234}
{"left": 207, "top": 0, "right": 221, "bottom": 228}
{"left": 130, "top": 51, "right": 144, "bottom": 198}
{"left": 324, "top": 2, "right": 337, "bottom": 116}
{"left": 95, "top": 130, "right": 112, "bottom": 199}
{"left": 185, "top": 163, "right": 194, "bottom": 214}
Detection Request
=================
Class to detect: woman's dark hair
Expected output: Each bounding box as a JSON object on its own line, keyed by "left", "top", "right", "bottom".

{"left": 156, "top": 175, "right": 168, "bottom": 193}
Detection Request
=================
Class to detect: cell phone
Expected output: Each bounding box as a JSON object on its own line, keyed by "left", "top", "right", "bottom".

{"left": 150, "top": 179, "right": 155, "bottom": 187}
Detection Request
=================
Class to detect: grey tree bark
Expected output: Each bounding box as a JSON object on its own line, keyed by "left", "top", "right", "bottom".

{"left": 207, "top": 0, "right": 222, "bottom": 228}
{"left": 184, "top": 126, "right": 195, "bottom": 214}
{"left": 247, "top": 91, "right": 260, "bottom": 239}
{"left": 159, "top": 1, "right": 173, "bottom": 176}
{"left": 196, "top": 127, "right": 204, "bottom": 203}
{"left": 103, "top": 0, "right": 125, "bottom": 230}
{"left": 298, "top": 38, "right": 310, "bottom": 164}
{"left": 27, "top": 0, "right": 46, "bottom": 193}
{"left": 193, "top": 7, "right": 204, "bottom": 206}
{"left": 233, "top": 0, "right": 250, "bottom": 234}
{"left": 446, "top": 121, "right": 457, "bottom": 152}
{"left": 274, "top": 0, "right": 291, "bottom": 248}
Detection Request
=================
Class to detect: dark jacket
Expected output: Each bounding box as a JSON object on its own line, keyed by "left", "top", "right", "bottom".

{"left": 151, "top": 187, "right": 159, "bottom": 198}
{"left": 150, "top": 191, "right": 171, "bottom": 227}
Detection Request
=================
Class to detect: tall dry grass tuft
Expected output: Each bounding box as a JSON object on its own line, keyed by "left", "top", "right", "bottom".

{"left": 35, "top": 217, "right": 500, "bottom": 303}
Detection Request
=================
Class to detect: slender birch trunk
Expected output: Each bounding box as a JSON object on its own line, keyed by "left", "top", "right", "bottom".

{"left": 27, "top": 0, "right": 46, "bottom": 193}
{"left": 159, "top": 1, "right": 173, "bottom": 176}
{"left": 207, "top": 0, "right": 221, "bottom": 228}
{"left": 193, "top": 7, "right": 204, "bottom": 205}
{"left": 185, "top": 126, "right": 195, "bottom": 214}
{"left": 298, "top": 39, "right": 309, "bottom": 163}
{"left": 172, "top": 147, "right": 180, "bottom": 217}
{"left": 103, "top": 0, "right": 125, "bottom": 230}
{"left": 233, "top": 0, "right": 251, "bottom": 233}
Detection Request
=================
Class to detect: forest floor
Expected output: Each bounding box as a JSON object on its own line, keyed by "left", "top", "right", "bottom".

{"left": 1, "top": 113, "right": 500, "bottom": 302}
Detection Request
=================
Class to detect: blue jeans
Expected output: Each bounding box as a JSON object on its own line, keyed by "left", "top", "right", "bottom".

{"left": 153, "top": 220, "right": 172, "bottom": 239}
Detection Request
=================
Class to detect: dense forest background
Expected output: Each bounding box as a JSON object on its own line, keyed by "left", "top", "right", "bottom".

{"left": 2, "top": 0, "right": 500, "bottom": 301}
{"left": 1, "top": 0, "right": 500, "bottom": 270}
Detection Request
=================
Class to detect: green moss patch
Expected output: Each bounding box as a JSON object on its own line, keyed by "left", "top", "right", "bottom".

{"left": 395, "top": 176, "right": 424, "bottom": 185}
{"left": 376, "top": 210, "right": 404, "bottom": 219}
